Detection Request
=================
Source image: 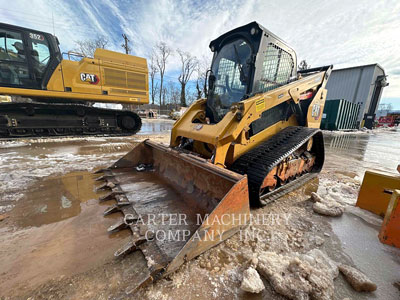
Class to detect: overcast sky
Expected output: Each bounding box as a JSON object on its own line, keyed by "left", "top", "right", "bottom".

{"left": 1, "top": 0, "right": 399, "bottom": 108}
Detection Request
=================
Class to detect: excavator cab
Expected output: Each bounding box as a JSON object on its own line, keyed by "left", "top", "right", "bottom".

{"left": 0, "top": 23, "right": 61, "bottom": 90}
{"left": 207, "top": 22, "right": 297, "bottom": 123}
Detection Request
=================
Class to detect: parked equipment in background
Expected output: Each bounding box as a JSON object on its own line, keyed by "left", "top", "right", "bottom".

{"left": 95, "top": 22, "right": 332, "bottom": 292}
{"left": 377, "top": 115, "right": 398, "bottom": 128}
{"left": 320, "top": 99, "right": 360, "bottom": 130}
{"left": 0, "top": 23, "right": 148, "bottom": 138}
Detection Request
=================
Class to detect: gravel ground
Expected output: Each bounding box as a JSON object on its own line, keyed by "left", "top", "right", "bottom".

{"left": 0, "top": 123, "right": 399, "bottom": 299}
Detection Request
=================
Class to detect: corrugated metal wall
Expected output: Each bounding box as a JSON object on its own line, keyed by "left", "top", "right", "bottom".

{"left": 326, "top": 65, "right": 377, "bottom": 125}
{"left": 321, "top": 99, "right": 360, "bottom": 130}
{"left": 325, "top": 64, "right": 388, "bottom": 130}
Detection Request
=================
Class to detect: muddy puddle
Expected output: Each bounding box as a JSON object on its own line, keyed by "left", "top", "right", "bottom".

{"left": 137, "top": 119, "right": 175, "bottom": 135}
{"left": 0, "top": 171, "right": 131, "bottom": 297}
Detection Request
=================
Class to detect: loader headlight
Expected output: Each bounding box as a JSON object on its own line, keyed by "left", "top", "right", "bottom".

{"left": 250, "top": 27, "right": 258, "bottom": 35}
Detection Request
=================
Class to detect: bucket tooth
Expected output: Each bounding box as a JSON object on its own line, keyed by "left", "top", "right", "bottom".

{"left": 103, "top": 204, "right": 121, "bottom": 216}
{"left": 115, "top": 240, "right": 136, "bottom": 257}
{"left": 114, "top": 236, "right": 147, "bottom": 257}
{"left": 94, "top": 168, "right": 109, "bottom": 174}
{"left": 103, "top": 201, "right": 131, "bottom": 216}
{"left": 95, "top": 174, "right": 112, "bottom": 182}
{"left": 108, "top": 219, "right": 128, "bottom": 233}
{"left": 96, "top": 181, "right": 117, "bottom": 192}
{"left": 115, "top": 198, "right": 130, "bottom": 206}
{"left": 98, "top": 191, "right": 123, "bottom": 202}
{"left": 95, "top": 182, "right": 108, "bottom": 191}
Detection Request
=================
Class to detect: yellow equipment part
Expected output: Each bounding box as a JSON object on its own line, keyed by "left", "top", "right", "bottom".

{"left": 1, "top": 49, "right": 149, "bottom": 105}
{"left": 356, "top": 170, "right": 400, "bottom": 217}
{"left": 95, "top": 21, "right": 331, "bottom": 293}
{"left": 379, "top": 190, "right": 400, "bottom": 248}
{"left": 170, "top": 72, "right": 327, "bottom": 167}
{"left": 0, "top": 22, "right": 148, "bottom": 137}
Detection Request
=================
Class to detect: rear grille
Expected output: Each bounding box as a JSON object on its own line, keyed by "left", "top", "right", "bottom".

{"left": 104, "top": 68, "right": 146, "bottom": 91}
{"left": 110, "top": 88, "right": 147, "bottom": 95}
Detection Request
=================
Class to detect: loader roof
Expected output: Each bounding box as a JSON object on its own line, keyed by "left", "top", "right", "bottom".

{"left": 209, "top": 21, "right": 294, "bottom": 54}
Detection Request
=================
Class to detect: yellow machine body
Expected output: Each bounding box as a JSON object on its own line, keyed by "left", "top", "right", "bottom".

{"left": 171, "top": 72, "right": 328, "bottom": 168}
{"left": 95, "top": 22, "right": 332, "bottom": 292}
{"left": 379, "top": 190, "right": 400, "bottom": 248}
{"left": 0, "top": 48, "right": 149, "bottom": 105}
{"left": 356, "top": 170, "right": 400, "bottom": 217}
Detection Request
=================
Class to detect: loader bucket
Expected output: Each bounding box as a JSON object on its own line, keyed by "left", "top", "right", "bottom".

{"left": 95, "top": 140, "right": 249, "bottom": 293}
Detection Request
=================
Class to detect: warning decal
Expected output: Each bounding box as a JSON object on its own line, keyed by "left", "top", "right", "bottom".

{"left": 256, "top": 99, "right": 265, "bottom": 112}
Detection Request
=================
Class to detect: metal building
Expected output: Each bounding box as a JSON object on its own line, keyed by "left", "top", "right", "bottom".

{"left": 325, "top": 64, "right": 389, "bottom": 129}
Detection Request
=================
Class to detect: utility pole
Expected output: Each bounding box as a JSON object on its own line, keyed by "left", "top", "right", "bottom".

{"left": 121, "top": 34, "right": 131, "bottom": 54}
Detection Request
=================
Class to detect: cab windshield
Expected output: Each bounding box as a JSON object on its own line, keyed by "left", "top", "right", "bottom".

{"left": 208, "top": 38, "right": 252, "bottom": 121}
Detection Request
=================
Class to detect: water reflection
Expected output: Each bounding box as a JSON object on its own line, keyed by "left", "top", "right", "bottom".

{"left": 138, "top": 120, "right": 174, "bottom": 134}
{"left": 323, "top": 130, "right": 400, "bottom": 173}
{"left": 13, "top": 171, "right": 100, "bottom": 228}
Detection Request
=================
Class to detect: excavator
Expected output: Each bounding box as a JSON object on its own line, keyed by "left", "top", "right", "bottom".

{"left": 95, "top": 21, "right": 332, "bottom": 293}
{"left": 0, "top": 23, "right": 148, "bottom": 138}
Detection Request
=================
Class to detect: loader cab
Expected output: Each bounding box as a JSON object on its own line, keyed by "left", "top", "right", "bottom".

{"left": 0, "top": 23, "right": 62, "bottom": 90}
{"left": 207, "top": 22, "right": 297, "bottom": 122}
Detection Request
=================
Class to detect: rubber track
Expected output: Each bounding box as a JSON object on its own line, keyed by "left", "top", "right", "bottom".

{"left": 0, "top": 102, "right": 142, "bottom": 138}
{"left": 230, "top": 126, "right": 324, "bottom": 206}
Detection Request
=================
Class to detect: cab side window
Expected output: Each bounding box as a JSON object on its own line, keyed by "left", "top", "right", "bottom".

{"left": 257, "top": 43, "right": 294, "bottom": 93}
{"left": 29, "top": 33, "right": 51, "bottom": 84}
{"left": 0, "top": 30, "right": 26, "bottom": 61}
{"left": 0, "top": 29, "right": 29, "bottom": 86}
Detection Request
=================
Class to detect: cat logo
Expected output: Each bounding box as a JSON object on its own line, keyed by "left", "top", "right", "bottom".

{"left": 311, "top": 103, "right": 321, "bottom": 120}
{"left": 80, "top": 73, "right": 99, "bottom": 85}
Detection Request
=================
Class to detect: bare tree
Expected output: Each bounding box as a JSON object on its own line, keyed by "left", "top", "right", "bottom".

{"left": 149, "top": 52, "right": 159, "bottom": 105}
{"left": 195, "top": 55, "right": 211, "bottom": 99}
{"left": 298, "top": 60, "right": 310, "bottom": 71}
{"left": 155, "top": 42, "right": 172, "bottom": 106}
{"left": 177, "top": 49, "right": 198, "bottom": 107}
{"left": 167, "top": 81, "right": 180, "bottom": 107}
{"left": 75, "top": 35, "right": 109, "bottom": 57}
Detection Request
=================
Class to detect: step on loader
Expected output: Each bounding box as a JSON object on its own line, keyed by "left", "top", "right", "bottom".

{"left": 95, "top": 21, "right": 332, "bottom": 293}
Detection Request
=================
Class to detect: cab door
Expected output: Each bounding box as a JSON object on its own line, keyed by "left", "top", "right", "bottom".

{"left": 27, "top": 31, "right": 53, "bottom": 89}
{"left": 0, "top": 26, "right": 35, "bottom": 88}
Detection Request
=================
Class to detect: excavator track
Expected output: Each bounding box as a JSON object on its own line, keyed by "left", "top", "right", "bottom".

{"left": 230, "top": 126, "right": 324, "bottom": 206}
{"left": 0, "top": 102, "right": 142, "bottom": 138}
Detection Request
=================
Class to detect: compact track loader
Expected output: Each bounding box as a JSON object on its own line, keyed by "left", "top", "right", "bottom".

{"left": 95, "top": 22, "right": 332, "bottom": 292}
{"left": 0, "top": 23, "right": 148, "bottom": 138}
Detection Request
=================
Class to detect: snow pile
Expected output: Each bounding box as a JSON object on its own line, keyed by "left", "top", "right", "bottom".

{"left": 0, "top": 141, "right": 30, "bottom": 149}
{"left": 256, "top": 249, "right": 339, "bottom": 300}
{"left": 311, "top": 192, "right": 344, "bottom": 217}
{"left": 240, "top": 267, "right": 264, "bottom": 293}
{"left": 339, "top": 264, "right": 377, "bottom": 292}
